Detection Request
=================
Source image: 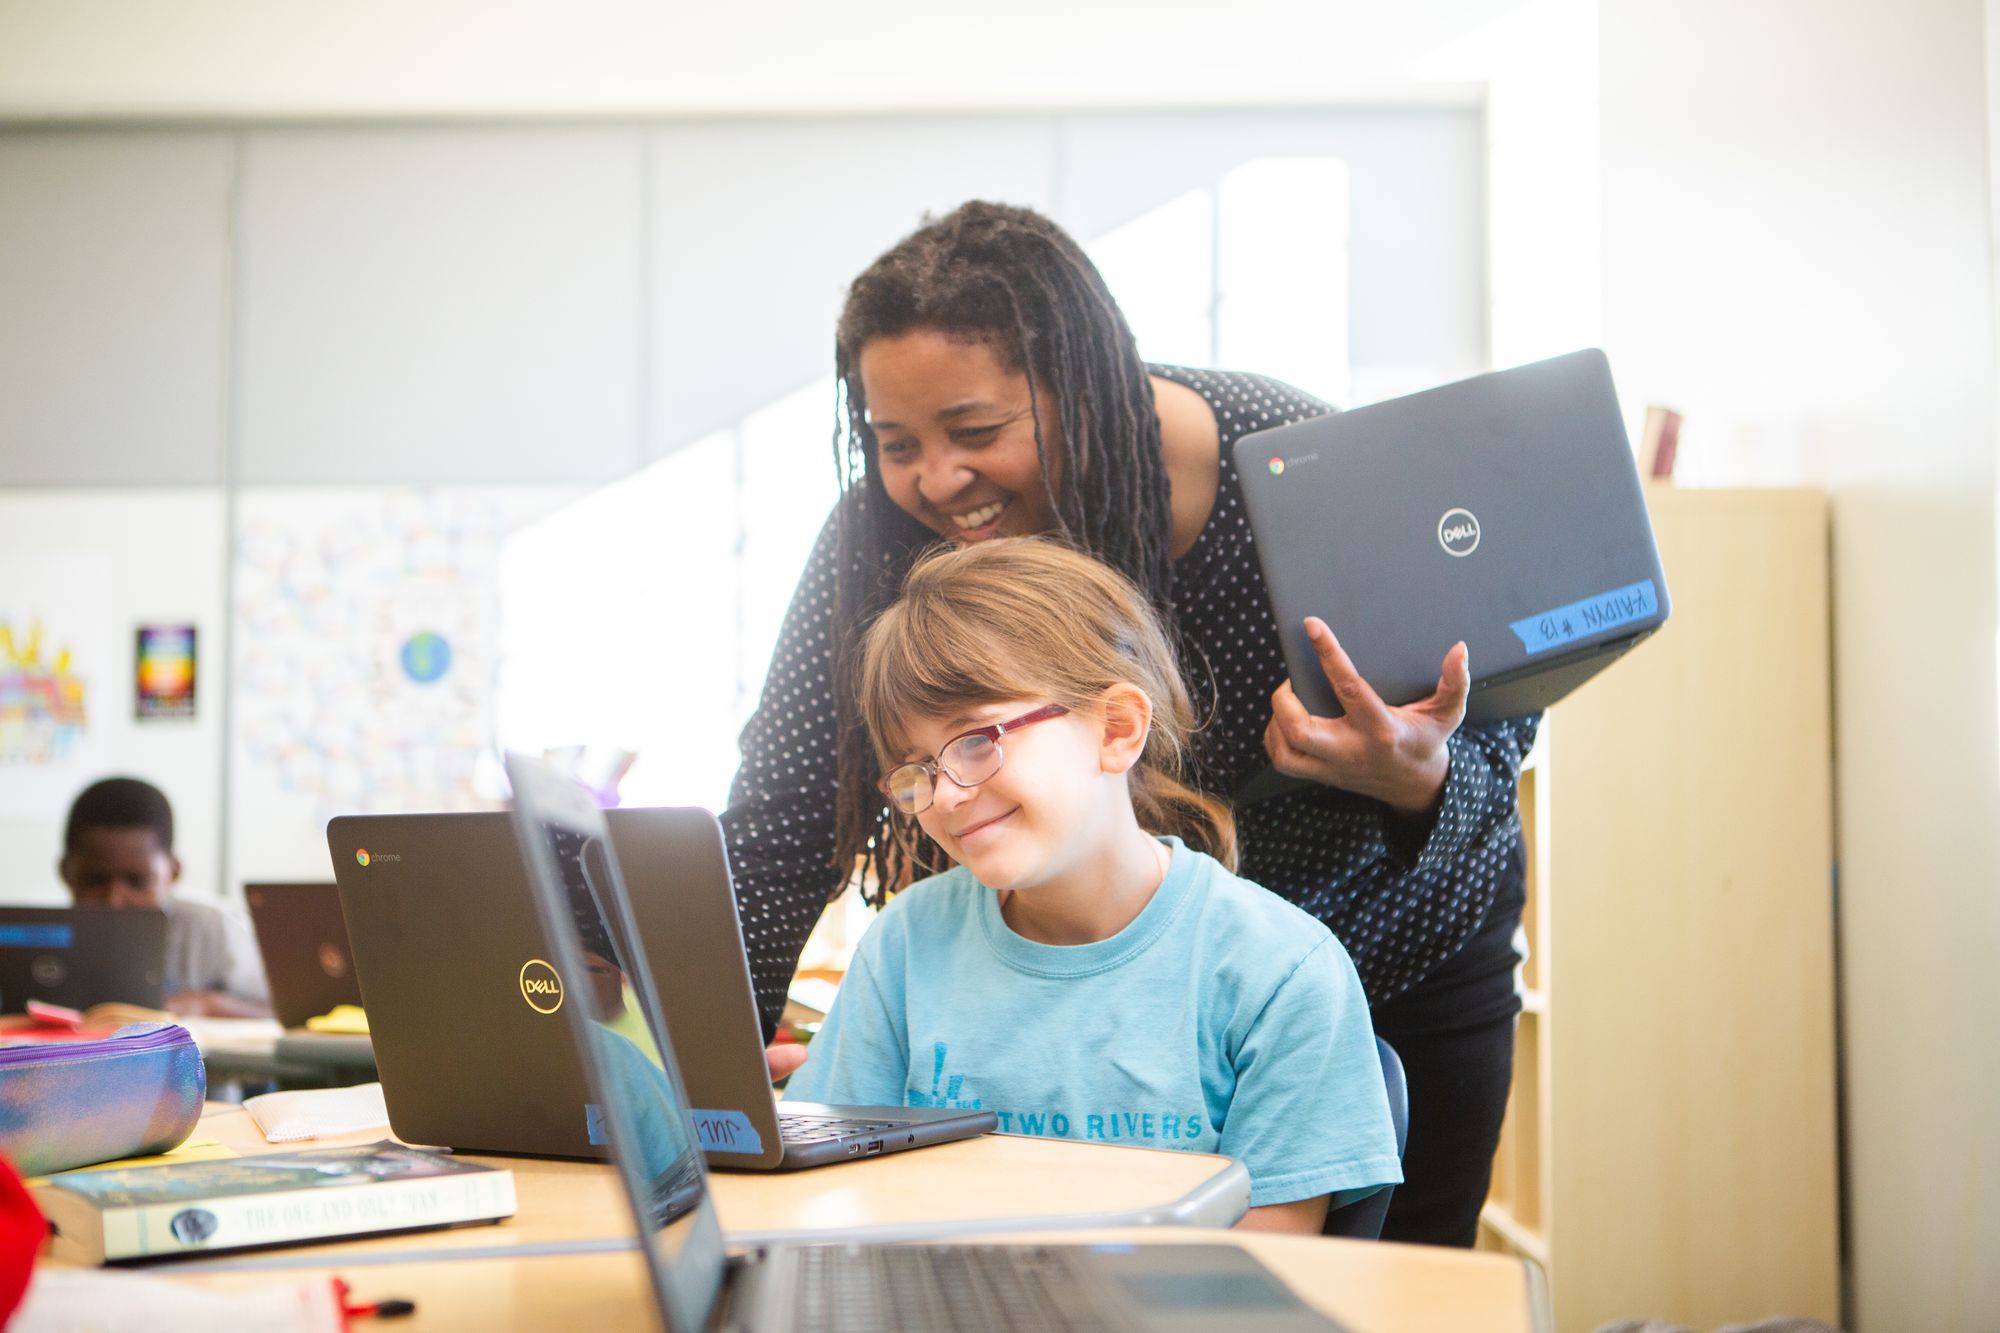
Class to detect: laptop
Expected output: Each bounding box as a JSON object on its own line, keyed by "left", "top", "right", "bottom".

{"left": 326, "top": 809, "right": 993, "bottom": 1167}
{"left": 0, "top": 907, "right": 167, "bottom": 1011}
{"left": 243, "top": 882, "right": 363, "bottom": 1029}
{"left": 504, "top": 752, "right": 1348, "bottom": 1333}
{"left": 1234, "top": 347, "right": 1671, "bottom": 726}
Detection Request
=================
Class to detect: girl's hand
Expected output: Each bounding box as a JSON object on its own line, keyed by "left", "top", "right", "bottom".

{"left": 1263, "top": 617, "right": 1469, "bottom": 815}
{"left": 764, "top": 1041, "right": 809, "bottom": 1084}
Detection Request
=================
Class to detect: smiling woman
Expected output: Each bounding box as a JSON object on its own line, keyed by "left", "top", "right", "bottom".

{"left": 718, "top": 199, "right": 1538, "bottom": 1249}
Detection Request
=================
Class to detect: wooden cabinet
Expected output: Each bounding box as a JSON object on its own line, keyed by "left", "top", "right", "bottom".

{"left": 1478, "top": 488, "right": 1841, "bottom": 1333}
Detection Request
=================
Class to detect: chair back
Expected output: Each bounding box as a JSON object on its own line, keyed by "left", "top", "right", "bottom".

{"left": 1320, "top": 1036, "right": 1408, "bottom": 1241}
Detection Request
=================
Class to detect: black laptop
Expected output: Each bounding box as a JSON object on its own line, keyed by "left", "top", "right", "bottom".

{"left": 0, "top": 906, "right": 167, "bottom": 1011}
{"left": 1234, "top": 347, "right": 1671, "bottom": 725}
{"left": 503, "top": 752, "right": 1348, "bottom": 1333}
{"left": 243, "top": 882, "right": 363, "bottom": 1029}
{"left": 327, "top": 809, "right": 992, "bottom": 1167}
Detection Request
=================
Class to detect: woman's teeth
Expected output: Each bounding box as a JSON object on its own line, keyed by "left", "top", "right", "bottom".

{"left": 951, "top": 500, "right": 1008, "bottom": 531}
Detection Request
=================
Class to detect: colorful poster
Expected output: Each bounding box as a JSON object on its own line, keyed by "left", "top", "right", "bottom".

{"left": 136, "top": 625, "right": 198, "bottom": 720}
{"left": 0, "top": 555, "right": 114, "bottom": 818}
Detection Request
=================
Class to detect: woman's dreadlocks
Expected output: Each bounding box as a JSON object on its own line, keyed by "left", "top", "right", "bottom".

{"left": 826, "top": 201, "right": 1179, "bottom": 902}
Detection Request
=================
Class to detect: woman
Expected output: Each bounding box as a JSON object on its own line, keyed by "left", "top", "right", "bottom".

{"left": 722, "top": 200, "right": 1535, "bottom": 1247}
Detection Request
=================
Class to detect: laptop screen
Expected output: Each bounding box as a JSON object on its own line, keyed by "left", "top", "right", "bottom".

{"left": 505, "top": 755, "right": 729, "bottom": 1333}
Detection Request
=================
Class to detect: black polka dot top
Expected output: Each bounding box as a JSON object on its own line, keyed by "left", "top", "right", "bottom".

{"left": 722, "top": 366, "right": 1539, "bottom": 1036}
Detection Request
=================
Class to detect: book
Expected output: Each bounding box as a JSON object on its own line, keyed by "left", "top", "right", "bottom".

{"left": 34, "top": 1140, "right": 515, "bottom": 1264}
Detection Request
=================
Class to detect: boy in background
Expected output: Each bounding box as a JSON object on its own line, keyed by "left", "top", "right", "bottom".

{"left": 58, "top": 776, "right": 270, "bottom": 1017}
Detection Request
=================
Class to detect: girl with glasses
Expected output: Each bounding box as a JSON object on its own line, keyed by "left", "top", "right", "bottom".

{"left": 782, "top": 538, "right": 1401, "bottom": 1234}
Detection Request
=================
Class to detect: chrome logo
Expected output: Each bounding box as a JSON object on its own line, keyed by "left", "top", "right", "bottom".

{"left": 519, "top": 959, "right": 564, "bottom": 1014}
{"left": 355, "top": 849, "right": 370, "bottom": 867}
{"left": 1267, "top": 457, "right": 1286, "bottom": 476}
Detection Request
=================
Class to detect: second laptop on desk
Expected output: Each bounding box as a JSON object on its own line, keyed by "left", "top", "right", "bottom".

{"left": 326, "top": 808, "right": 993, "bottom": 1168}
{"left": 243, "top": 882, "right": 363, "bottom": 1029}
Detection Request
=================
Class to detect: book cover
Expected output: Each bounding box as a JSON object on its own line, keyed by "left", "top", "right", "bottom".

{"left": 35, "top": 1141, "right": 514, "bottom": 1264}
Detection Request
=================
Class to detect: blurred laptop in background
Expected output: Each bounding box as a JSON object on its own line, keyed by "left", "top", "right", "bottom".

{"left": 244, "top": 882, "right": 363, "bottom": 1029}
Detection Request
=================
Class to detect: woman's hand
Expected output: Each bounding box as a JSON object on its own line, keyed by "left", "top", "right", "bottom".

{"left": 1263, "top": 617, "right": 1470, "bottom": 815}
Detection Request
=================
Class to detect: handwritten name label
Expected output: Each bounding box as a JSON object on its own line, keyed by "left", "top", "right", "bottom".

{"left": 1510, "top": 579, "right": 1659, "bottom": 656}
{"left": 690, "top": 1108, "right": 764, "bottom": 1155}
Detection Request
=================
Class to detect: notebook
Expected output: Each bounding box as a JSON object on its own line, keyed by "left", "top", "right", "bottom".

{"left": 326, "top": 809, "right": 992, "bottom": 1167}
{"left": 0, "top": 907, "right": 167, "bottom": 1011}
{"left": 242, "top": 883, "right": 363, "bottom": 1029}
{"left": 1233, "top": 347, "right": 1671, "bottom": 727}
{"left": 504, "top": 752, "right": 1348, "bottom": 1333}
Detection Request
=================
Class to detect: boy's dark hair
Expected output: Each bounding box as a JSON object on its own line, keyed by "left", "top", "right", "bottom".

{"left": 64, "top": 777, "right": 175, "bottom": 854}
{"left": 828, "top": 200, "right": 1176, "bottom": 898}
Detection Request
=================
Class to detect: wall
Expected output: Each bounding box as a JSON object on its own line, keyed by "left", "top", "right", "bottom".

{"left": 0, "top": 0, "right": 1511, "bottom": 116}
{"left": 1596, "top": 2, "right": 2000, "bottom": 1328}
{"left": 0, "top": 108, "right": 1486, "bottom": 902}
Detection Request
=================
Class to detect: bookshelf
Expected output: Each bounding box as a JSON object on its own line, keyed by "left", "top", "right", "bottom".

{"left": 1476, "top": 488, "right": 1841, "bottom": 1332}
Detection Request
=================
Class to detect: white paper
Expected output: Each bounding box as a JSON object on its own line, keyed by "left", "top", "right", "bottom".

{"left": 14, "top": 1268, "right": 344, "bottom": 1332}
{"left": 242, "top": 1081, "right": 391, "bottom": 1143}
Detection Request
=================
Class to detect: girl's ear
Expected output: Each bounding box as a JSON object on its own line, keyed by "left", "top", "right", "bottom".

{"left": 1096, "top": 683, "right": 1153, "bottom": 776}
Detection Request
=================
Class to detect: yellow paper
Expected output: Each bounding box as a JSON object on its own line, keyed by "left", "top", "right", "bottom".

{"left": 26, "top": 1138, "right": 237, "bottom": 1187}
{"left": 303, "top": 1004, "right": 369, "bottom": 1034}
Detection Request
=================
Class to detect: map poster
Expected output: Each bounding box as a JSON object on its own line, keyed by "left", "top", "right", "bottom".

{"left": 136, "top": 625, "right": 197, "bottom": 721}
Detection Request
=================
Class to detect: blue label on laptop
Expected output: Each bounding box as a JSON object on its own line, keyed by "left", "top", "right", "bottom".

{"left": 690, "top": 1108, "right": 764, "bottom": 1156}
{"left": 585, "top": 1102, "right": 607, "bottom": 1146}
{"left": 1510, "top": 579, "right": 1659, "bottom": 656}
{"left": 0, "top": 924, "right": 73, "bottom": 949}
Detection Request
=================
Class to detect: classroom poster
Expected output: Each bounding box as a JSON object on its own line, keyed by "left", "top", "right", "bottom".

{"left": 231, "top": 488, "right": 555, "bottom": 835}
{"left": 0, "top": 554, "right": 115, "bottom": 818}
{"left": 135, "top": 624, "right": 198, "bottom": 720}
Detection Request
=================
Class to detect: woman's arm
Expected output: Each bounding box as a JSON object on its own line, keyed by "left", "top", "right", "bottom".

{"left": 719, "top": 510, "right": 853, "bottom": 1040}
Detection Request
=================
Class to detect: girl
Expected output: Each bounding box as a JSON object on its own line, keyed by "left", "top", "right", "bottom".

{"left": 783, "top": 538, "right": 1400, "bottom": 1234}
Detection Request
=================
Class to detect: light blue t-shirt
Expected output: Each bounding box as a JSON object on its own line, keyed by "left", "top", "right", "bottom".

{"left": 786, "top": 838, "right": 1402, "bottom": 1208}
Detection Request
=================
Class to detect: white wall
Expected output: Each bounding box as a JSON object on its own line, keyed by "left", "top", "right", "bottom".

{"left": 1597, "top": 2, "right": 2000, "bottom": 1328}
{"left": 0, "top": 491, "right": 228, "bottom": 907}
{"left": 0, "top": 0, "right": 1510, "bottom": 116}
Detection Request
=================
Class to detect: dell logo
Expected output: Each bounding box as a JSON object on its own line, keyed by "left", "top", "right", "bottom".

{"left": 519, "top": 959, "right": 565, "bottom": 1014}
{"left": 1438, "top": 508, "right": 1482, "bottom": 557}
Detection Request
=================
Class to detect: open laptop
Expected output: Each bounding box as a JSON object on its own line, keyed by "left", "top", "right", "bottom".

{"left": 243, "top": 882, "right": 363, "bottom": 1029}
{"left": 504, "top": 752, "right": 1347, "bottom": 1333}
{"left": 0, "top": 906, "right": 167, "bottom": 1011}
{"left": 1234, "top": 347, "right": 1671, "bottom": 725}
{"left": 326, "top": 809, "right": 992, "bottom": 1167}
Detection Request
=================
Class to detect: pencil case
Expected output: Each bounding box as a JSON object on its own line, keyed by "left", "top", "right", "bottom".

{"left": 0, "top": 1023, "right": 205, "bottom": 1177}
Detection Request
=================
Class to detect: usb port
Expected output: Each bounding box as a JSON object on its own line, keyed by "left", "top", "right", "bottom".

{"left": 865, "top": 1139, "right": 885, "bottom": 1155}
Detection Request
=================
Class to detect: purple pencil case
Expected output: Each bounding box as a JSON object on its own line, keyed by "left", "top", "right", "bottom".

{"left": 0, "top": 1022, "right": 205, "bottom": 1177}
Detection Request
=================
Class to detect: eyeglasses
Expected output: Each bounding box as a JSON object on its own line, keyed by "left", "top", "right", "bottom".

{"left": 878, "top": 704, "right": 1069, "bottom": 816}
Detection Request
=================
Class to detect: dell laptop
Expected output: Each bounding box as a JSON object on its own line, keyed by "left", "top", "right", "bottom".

{"left": 0, "top": 906, "right": 167, "bottom": 1011}
{"left": 244, "top": 882, "right": 363, "bottom": 1029}
{"left": 1234, "top": 347, "right": 1671, "bottom": 725}
{"left": 327, "top": 808, "right": 992, "bottom": 1166}
{"left": 503, "top": 752, "right": 1348, "bottom": 1333}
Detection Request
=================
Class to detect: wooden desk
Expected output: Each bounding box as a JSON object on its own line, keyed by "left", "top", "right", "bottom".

{"left": 170, "top": 1104, "right": 1249, "bottom": 1263}
{"left": 178, "top": 1231, "right": 1549, "bottom": 1332}
{"left": 38, "top": 1108, "right": 1549, "bottom": 1331}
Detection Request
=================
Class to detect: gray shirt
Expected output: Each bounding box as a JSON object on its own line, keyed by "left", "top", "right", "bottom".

{"left": 164, "top": 898, "right": 270, "bottom": 1004}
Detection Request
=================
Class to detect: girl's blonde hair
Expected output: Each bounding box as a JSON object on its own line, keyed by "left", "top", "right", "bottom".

{"left": 857, "top": 537, "right": 1236, "bottom": 876}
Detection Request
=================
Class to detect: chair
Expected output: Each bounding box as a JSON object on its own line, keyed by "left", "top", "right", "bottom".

{"left": 1320, "top": 1035, "right": 1409, "bottom": 1240}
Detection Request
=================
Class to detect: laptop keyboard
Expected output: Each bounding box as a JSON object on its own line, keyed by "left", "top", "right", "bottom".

{"left": 790, "top": 1244, "right": 1110, "bottom": 1332}
{"left": 777, "top": 1112, "right": 904, "bottom": 1146}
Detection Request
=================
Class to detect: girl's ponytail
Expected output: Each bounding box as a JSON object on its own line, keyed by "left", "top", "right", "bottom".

{"left": 1129, "top": 765, "right": 1237, "bottom": 872}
